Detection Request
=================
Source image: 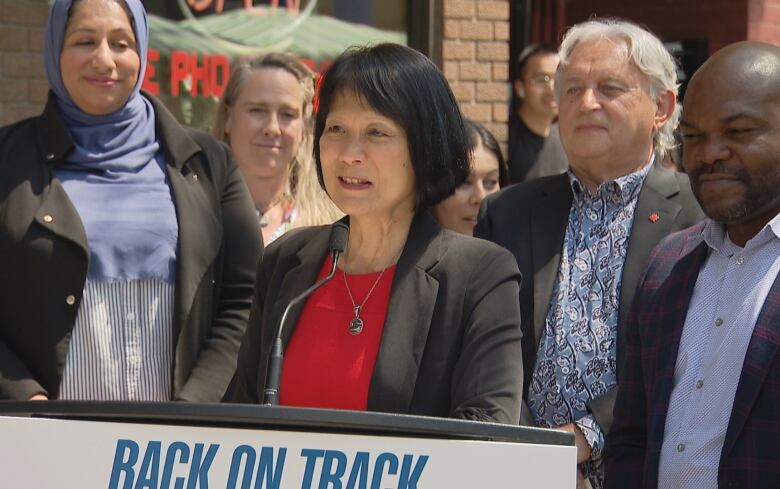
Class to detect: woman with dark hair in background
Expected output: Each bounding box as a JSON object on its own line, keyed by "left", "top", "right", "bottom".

{"left": 0, "top": 0, "right": 260, "bottom": 401}
{"left": 213, "top": 53, "right": 341, "bottom": 244}
{"left": 433, "top": 120, "right": 509, "bottom": 235}
{"left": 225, "top": 43, "right": 523, "bottom": 423}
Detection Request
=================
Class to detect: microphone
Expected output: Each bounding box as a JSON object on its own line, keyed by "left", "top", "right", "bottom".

{"left": 263, "top": 222, "right": 349, "bottom": 405}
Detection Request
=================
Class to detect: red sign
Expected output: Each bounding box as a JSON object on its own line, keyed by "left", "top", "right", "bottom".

{"left": 141, "top": 49, "right": 331, "bottom": 98}
{"left": 142, "top": 49, "right": 230, "bottom": 97}
{"left": 185, "top": 0, "right": 301, "bottom": 15}
{"left": 170, "top": 51, "right": 231, "bottom": 97}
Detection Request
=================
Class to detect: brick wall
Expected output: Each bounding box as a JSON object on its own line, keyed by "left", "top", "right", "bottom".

{"left": 0, "top": 0, "right": 49, "bottom": 126}
{"left": 441, "top": 0, "right": 510, "bottom": 154}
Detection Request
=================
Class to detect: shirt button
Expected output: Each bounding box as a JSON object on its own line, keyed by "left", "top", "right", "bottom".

{"left": 43, "top": 214, "right": 53, "bottom": 223}
{"left": 677, "top": 443, "right": 685, "bottom": 452}
{"left": 126, "top": 312, "right": 135, "bottom": 321}
{"left": 715, "top": 318, "right": 724, "bottom": 327}
{"left": 65, "top": 295, "right": 76, "bottom": 305}
{"left": 735, "top": 256, "right": 744, "bottom": 265}
{"left": 696, "top": 380, "right": 704, "bottom": 389}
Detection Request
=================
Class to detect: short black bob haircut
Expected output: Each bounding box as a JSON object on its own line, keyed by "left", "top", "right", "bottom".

{"left": 313, "top": 43, "right": 471, "bottom": 211}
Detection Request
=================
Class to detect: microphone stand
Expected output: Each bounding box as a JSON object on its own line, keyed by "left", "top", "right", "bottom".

{"left": 263, "top": 223, "right": 348, "bottom": 405}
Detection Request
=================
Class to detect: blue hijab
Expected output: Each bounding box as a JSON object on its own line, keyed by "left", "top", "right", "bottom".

{"left": 44, "top": 0, "right": 178, "bottom": 283}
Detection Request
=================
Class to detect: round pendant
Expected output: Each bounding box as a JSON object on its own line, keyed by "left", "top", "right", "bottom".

{"left": 348, "top": 317, "right": 364, "bottom": 335}
{"left": 258, "top": 212, "right": 270, "bottom": 228}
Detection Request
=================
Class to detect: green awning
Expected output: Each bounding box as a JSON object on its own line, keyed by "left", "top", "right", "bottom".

{"left": 148, "top": 15, "right": 226, "bottom": 55}
{"left": 149, "top": 8, "right": 406, "bottom": 62}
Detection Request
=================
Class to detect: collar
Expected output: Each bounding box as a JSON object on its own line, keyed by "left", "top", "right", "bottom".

{"left": 568, "top": 156, "right": 654, "bottom": 207}
{"left": 703, "top": 210, "right": 780, "bottom": 254}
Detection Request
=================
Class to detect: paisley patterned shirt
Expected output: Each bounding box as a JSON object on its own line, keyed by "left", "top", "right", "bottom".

{"left": 527, "top": 161, "right": 652, "bottom": 487}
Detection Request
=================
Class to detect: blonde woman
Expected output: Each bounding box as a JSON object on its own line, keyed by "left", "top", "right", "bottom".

{"left": 214, "top": 53, "right": 342, "bottom": 244}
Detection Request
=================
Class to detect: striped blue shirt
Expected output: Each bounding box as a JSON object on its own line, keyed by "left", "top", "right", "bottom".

{"left": 59, "top": 279, "right": 174, "bottom": 401}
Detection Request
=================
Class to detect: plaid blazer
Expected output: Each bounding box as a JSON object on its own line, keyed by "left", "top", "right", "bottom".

{"left": 604, "top": 221, "right": 780, "bottom": 489}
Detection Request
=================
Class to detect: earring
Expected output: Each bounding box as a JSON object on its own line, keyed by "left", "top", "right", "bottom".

{"left": 514, "top": 80, "right": 525, "bottom": 99}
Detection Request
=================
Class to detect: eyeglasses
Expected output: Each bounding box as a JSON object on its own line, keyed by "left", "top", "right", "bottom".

{"left": 529, "top": 74, "right": 555, "bottom": 87}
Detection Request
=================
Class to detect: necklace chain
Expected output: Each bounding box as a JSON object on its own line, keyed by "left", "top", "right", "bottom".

{"left": 257, "top": 197, "right": 284, "bottom": 228}
{"left": 342, "top": 266, "right": 388, "bottom": 335}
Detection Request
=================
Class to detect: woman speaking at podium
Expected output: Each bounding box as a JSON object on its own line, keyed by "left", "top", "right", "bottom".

{"left": 0, "top": 0, "right": 260, "bottom": 401}
{"left": 225, "top": 44, "right": 524, "bottom": 424}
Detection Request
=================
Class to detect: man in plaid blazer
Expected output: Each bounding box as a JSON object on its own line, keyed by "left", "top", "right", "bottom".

{"left": 604, "top": 42, "right": 780, "bottom": 489}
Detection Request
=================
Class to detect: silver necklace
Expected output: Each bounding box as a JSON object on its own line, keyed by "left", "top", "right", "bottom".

{"left": 258, "top": 211, "right": 271, "bottom": 228}
{"left": 342, "top": 267, "right": 388, "bottom": 335}
{"left": 256, "top": 197, "right": 283, "bottom": 228}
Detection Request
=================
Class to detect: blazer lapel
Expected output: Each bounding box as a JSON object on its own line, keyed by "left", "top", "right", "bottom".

{"left": 619, "top": 165, "right": 683, "bottom": 373}
{"left": 531, "top": 175, "right": 572, "bottom": 345}
{"left": 721, "top": 271, "right": 780, "bottom": 460}
{"left": 35, "top": 179, "right": 89, "bottom": 257}
{"left": 621, "top": 165, "right": 683, "bottom": 325}
{"left": 156, "top": 99, "right": 222, "bottom": 345}
{"left": 168, "top": 168, "right": 221, "bottom": 340}
{"left": 646, "top": 237, "right": 709, "bottom": 459}
{"left": 35, "top": 95, "right": 89, "bottom": 257}
{"left": 273, "top": 227, "right": 332, "bottom": 347}
{"left": 367, "top": 213, "right": 441, "bottom": 413}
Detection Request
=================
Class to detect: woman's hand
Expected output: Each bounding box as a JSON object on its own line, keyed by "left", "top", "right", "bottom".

{"left": 28, "top": 393, "right": 48, "bottom": 401}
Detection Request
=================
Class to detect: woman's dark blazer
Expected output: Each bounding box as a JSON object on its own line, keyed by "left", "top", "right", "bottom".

{"left": 224, "top": 212, "right": 524, "bottom": 424}
{"left": 0, "top": 93, "right": 261, "bottom": 401}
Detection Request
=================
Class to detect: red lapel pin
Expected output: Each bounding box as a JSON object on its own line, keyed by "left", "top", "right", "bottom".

{"left": 649, "top": 212, "right": 660, "bottom": 223}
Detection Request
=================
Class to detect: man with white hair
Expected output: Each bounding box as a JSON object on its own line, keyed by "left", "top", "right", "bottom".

{"left": 476, "top": 18, "right": 704, "bottom": 487}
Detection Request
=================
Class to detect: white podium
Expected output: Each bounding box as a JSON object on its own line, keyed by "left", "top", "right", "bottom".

{"left": 0, "top": 402, "right": 575, "bottom": 488}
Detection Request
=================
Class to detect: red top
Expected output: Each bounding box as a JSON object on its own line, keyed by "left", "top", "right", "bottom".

{"left": 279, "top": 255, "right": 396, "bottom": 410}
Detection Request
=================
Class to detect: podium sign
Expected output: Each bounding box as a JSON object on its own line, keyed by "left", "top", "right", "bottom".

{"left": 0, "top": 403, "right": 575, "bottom": 488}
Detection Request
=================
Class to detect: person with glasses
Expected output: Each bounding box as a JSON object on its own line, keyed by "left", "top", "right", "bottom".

{"left": 508, "top": 43, "right": 568, "bottom": 183}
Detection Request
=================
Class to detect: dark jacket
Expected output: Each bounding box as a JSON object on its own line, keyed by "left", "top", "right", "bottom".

{"left": 605, "top": 222, "right": 780, "bottom": 489}
{"left": 224, "top": 212, "right": 524, "bottom": 424}
{"left": 0, "top": 93, "right": 261, "bottom": 401}
{"left": 475, "top": 163, "right": 705, "bottom": 430}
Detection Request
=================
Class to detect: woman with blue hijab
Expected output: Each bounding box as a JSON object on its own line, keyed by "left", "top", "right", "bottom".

{"left": 0, "top": 0, "right": 261, "bottom": 401}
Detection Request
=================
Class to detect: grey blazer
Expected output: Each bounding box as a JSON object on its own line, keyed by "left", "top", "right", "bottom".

{"left": 0, "top": 93, "right": 261, "bottom": 401}
{"left": 225, "top": 212, "right": 524, "bottom": 424}
{"left": 475, "top": 163, "right": 705, "bottom": 431}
